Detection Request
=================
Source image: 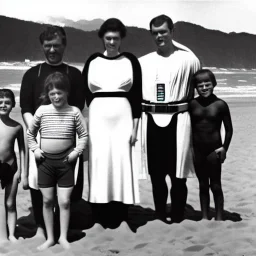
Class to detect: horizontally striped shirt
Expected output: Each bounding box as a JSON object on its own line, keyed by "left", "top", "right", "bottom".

{"left": 27, "top": 104, "right": 88, "bottom": 154}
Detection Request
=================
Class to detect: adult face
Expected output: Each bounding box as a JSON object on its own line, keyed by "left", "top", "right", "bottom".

{"left": 42, "top": 36, "right": 65, "bottom": 65}
{"left": 195, "top": 74, "right": 215, "bottom": 98}
{"left": 151, "top": 22, "right": 173, "bottom": 50}
{"left": 48, "top": 87, "right": 68, "bottom": 109}
{"left": 103, "top": 31, "right": 122, "bottom": 57}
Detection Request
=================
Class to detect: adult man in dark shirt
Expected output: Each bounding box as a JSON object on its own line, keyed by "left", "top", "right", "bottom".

{"left": 20, "top": 26, "right": 85, "bottom": 237}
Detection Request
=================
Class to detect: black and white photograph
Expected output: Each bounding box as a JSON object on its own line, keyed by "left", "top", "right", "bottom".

{"left": 0, "top": 0, "right": 255, "bottom": 255}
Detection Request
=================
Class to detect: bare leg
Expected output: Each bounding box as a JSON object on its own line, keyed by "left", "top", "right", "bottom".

{"left": 37, "top": 187, "right": 55, "bottom": 251}
{"left": 57, "top": 186, "right": 73, "bottom": 250}
{"left": 5, "top": 171, "right": 20, "bottom": 242}
{"left": 0, "top": 205, "right": 8, "bottom": 243}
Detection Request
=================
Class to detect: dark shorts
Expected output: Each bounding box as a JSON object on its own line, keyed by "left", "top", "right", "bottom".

{"left": 0, "top": 159, "right": 18, "bottom": 189}
{"left": 37, "top": 148, "right": 76, "bottom": 188}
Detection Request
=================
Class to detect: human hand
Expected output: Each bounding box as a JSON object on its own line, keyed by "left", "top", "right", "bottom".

{"left": 17, "top": 171, "right": 21, "bottom": 183}
{"left": 23, "top": 176, "right": 29, "bottom": 190}
{"left": 130, "top": 130, "right": 138, "bottom": 146}
{"left": 34, "top": 148, "right": 45, "bottom": 161}
{"left": 215, "top": 147, "right": 226, "bottom": 163}
{"left": 64, "top": 150, "right": 79, "bottom": 163}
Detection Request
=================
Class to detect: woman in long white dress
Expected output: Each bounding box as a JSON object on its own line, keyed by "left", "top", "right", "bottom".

{"left": 82, "top": 18, "right": 142, "bottom": 223}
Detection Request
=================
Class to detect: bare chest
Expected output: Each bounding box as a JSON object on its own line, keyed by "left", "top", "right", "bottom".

{"left": 0, "top": 125, "right": 19, "bottom": 147}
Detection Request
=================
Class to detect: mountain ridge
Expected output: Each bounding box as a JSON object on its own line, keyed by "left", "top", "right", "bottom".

{"left": 1, "top": 15, "right": 256, "bottom": 68}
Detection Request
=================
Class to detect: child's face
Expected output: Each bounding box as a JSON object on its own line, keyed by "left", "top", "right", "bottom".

{"left": 195, "top": 73, "right": 214, "bottom": 98}
{"left": 0, "top": 97, "right": 13, "bottom": 116}
{"left": 48, "top": 87, "right": 68, "bottom": 109}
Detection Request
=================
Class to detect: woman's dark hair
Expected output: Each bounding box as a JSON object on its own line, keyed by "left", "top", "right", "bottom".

{"left": 39, "top": 26, "right": 67, "bottom": 46}
{"left": 40, "top": 72, "right": 70, "bottom": 104}
{"left": 98, "top": 18, "right": 127, "bottom": 38}
{"left": 191, "top": 69, "right": 217, "bottom": 88}
{"left": 149, "top": 14, "right": 174, "bottom": 32}
{"left": 0, "top": 88, "right": 16, "bottom": 107}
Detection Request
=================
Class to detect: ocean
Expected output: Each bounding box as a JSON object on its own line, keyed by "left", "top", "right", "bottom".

{"left": 1, "top": 63, "right": 256, "bottom": 104}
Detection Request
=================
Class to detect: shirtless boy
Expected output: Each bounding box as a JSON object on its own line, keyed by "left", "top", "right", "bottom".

{"left": 0, "top": 89, "right": 25, "bottom": 241}
{"left": 189, "top": 69, "right": 233, "bottom": 220}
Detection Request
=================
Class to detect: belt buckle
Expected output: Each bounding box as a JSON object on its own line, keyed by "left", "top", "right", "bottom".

{"left": 156, "top": 104, "right": 168, "bottom": 113}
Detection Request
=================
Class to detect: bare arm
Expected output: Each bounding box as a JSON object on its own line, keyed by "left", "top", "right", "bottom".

{"left": 130, "top": 118, "right": 139, "bottom": 146}
{"left": 66, "top": 109, "right": 88, "bottom": 163}
{"left": 17, "top": 125, "right": 25, "bottom": 183}
{"left": 21, "top": 112, "right": 34, "bottom": 188}
{"left": 22, "top": 112, "right": 34, "bottom": 128}
{"left": 26, "top": 108, "right": 45, "bottom": 163}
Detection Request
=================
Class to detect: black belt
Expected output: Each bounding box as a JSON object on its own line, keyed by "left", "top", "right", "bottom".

{"left": 93, "top": 92, "right": 127, "bottom": 98}
{"left": 142, "top": 102, "right": 188, "bottom": 113}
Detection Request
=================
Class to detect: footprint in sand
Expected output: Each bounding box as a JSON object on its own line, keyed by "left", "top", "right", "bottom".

{"left": 235, "top": 202, "right": 252, "bottom": 207}
{"left": 91, "top": 248, "right": 120, "bottom": 255}
{"left": 134, "top": 243, "right": 148, "bottom": 249}
{"left": 108, "top": 249, "right": 120, "bottom": 254}
{"left": 184, "top": 244, "right": 205, "bottom": 252}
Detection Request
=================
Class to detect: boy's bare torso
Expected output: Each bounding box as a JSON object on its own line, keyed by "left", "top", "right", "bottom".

{"left": 0, "top": 118, "right": 22, "bottom": 164}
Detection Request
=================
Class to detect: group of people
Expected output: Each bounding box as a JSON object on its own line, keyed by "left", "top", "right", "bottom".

{"left": 0, "top": 14, "right": 233, "bottom": 250}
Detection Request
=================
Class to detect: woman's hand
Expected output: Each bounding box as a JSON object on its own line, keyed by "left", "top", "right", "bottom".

{"left": 130, "top": 130, "right": 138, "bottom": 146}
{"left": 34, "top": 148, "right": 45, "bottom": 162}
{"left": 23, "top": 176, "right": 29, "bottom": 190}
{"left": 130, "top": 118, "right": 139, "bottom": 146}
{"left": 64, "top": 150, "right": 79, "bottom": 163}
{"left": 16, "top": 171, "right": 21, "bottom": 183}
{"left": 215, "top": 147, "right": 226, "bottom": 163}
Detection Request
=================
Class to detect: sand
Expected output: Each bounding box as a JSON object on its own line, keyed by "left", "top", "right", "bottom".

{"left": 0, "top": 98, "right": 256, "bottom": 256}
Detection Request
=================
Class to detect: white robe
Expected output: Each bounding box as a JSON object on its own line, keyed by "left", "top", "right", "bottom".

{"left": 137, "top": 40, "right": 201, "bottom": 179}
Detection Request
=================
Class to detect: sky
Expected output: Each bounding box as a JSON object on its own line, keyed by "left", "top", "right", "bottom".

{"left": 1, "top": 0, "right": 256, "bottom": 34}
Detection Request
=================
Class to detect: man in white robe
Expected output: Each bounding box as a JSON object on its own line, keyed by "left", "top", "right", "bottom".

{"left": 139, "top": 14, "right": 201, "bottom": 222}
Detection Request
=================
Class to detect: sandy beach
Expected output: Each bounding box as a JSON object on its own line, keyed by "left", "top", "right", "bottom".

{"left": 0, "top": 96, "right": 255, "bottom": 256}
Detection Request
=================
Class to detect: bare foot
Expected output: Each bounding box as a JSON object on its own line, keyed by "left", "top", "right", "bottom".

{"left": 32, "top": 227, "right": 45, "bottom": 239}
{"left": 58, "top": 237, "right": 71, "bottom": 250}
{"left": 37, "top": 240, "right": 55, "bottom": 251}
{"left": 9, "top": 235, "right": 18, "bottom": 243}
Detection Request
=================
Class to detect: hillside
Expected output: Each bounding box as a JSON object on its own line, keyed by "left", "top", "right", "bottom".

{"left": 1, "top": 15, "right": 256, "bottom": 68}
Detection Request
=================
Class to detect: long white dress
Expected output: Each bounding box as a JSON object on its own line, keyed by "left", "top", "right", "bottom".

{"left": 82, "top": 52, "right": 142, "bottom": 204}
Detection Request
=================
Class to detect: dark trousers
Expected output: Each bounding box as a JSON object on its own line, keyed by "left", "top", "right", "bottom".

{"left": 147, "top": 113, "right": 187, "bottom": 221}
{"left": 71, "top": 155, "right": 84, "bottom": 201}
{"left": 30, "top": 188, "right": 44, "bottom": 228}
